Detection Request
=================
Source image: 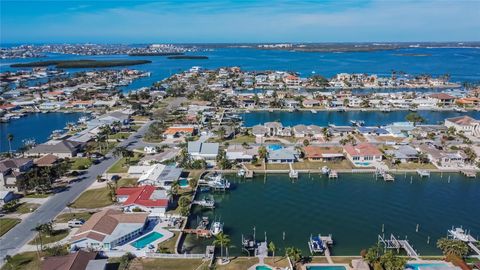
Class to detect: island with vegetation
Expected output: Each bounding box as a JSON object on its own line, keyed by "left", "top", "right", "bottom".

{"left": 10, "top": 59, "right": 152, "bottom": 68}
{"left": 128, "top": 52, "right": 184, "bottom": 56}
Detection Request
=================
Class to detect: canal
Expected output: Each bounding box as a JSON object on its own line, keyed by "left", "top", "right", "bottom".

{"left": 241, "top": 110, "right": 480, "bottom": 127}
{"left": 182, "top": 173, "right": 480, "bottom": 256}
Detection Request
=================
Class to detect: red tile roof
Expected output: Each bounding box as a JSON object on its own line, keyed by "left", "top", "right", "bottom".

{"left": 344, "top": 143, "right": 382, "bottom": 157}
{"left": 429, "top": 93, "right": 455, "bottom": 100}
{"left": 117, "top": 186, "right": 168, "bottom": 208}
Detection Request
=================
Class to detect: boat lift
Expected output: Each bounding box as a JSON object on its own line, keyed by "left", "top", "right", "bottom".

{"left": 378, "top": 234, "right": 419, "bottom": 259}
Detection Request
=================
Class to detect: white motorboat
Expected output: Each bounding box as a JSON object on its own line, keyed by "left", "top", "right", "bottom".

{"left": 210, "top": 221, "right": 224, "bottom": 236}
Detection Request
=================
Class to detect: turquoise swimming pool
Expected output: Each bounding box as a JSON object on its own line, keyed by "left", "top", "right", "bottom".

{"left": 405, "top": 263, "right": 449, "bottom": 270}
{"left": 268, "top": 144, "right": 283, "bottom": 151}
{"left": 130, "top": 232, "right": 163, "bottom": 249}
{"left": 307, "top": 266, "right": 347, "bottom": 270}
{"left": 179, "top": 178, "right": 189, "bottom": 188}
{"left": 256, "top": 266, "right": 272, "bottom": 270}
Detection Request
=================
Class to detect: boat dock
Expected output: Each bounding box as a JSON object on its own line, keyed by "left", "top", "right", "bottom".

{"left": 183, "top": 229, "right": 212, "bottom": 238}
{"left": 448, "top": 227, "right": 480, "bottom": 257}
{"left": 460, "top": 169, "right": 477, "bottom": 178}
{"left": 289, "top": 163, "right": 298, "bottom": 179}
{"left": 378, "top": 234, "right": 419, "bottom": 259}
{"left": 417, "top": 170, "right": 431, "bottom": 178}
{"left": 308, "top": 234, "right": 334, "bottom": 263}
{"left": 328, "top": 170, "right": 338, "bottom": 179}
{"left": 376, "top": 169, "right": 395, "bottom": 182}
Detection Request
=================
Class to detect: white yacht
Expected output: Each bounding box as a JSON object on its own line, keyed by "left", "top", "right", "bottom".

{"left": 210, "top": 222, "right": 224, "bottom": 236}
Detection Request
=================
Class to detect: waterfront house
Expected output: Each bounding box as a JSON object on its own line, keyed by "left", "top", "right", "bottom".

{"left": 163, "top": 125, "right": 196, "bottom": 139}
{"left": 411, "top": 125, "right": 447, "bottom": 138}
{"left": 284, "top": 99, "right": 300, "bottom": 109}
{"left": 293, "top": 125, "right": 309, "bottom": 138}
{"left": 129, "top": 164, "right": 182, "bottom": 189}
{"left": 328, "top": 126, "right": 356, "bottom": 136}
{"left": 34, "top": 154, "right": 59, "bottom": 167}
{"left": 264, "top": 122, "right": 284, "bottom": 136}
{"left": 252, "top": 125, "right": 268, "bottom": 143}
{"left": 187, "top": 142, "right": 219, "bottom": 162}
{"left": 0, "top": 158, "right": 34, "bottom": 192}
{"left": 417, "top": 144, "right": 467, "bottom": 168}
{"left": 267, "top": 146, "right": 299, "bottom": 163}
{"left": 385, "top": 145, "right": 419, "bottom": 163}
{"left": 343, "top": 143, "right": 383, "bottom": 166}
{"left": 116, "top": 185, "right": 169, "bottom": 215}
{"left": 357, "top": 127, "right": 389, "bottom": 136}
{"left": 444, "top": 116, "right": 480, "bottom": 137}
{"left": 385, "top": 122, "right": 415, "bottom": 137}
{"left": 302, "top": 99, "right": 321, "bottom": 108}
{"left": 456, "top": 97, "right": 480, "bottom": 107}
{"left": 429, "top": 93, "right": 456, "bottom": 106}
{"left": 284, "top": 74, "right": 301, "bottom": 87}
{"left": 70, "top": 209, "right": 149, "bottom": 251}
{"left": 41, "top": 250, "right": 103, "bottom": 270}
{"left": 28, "top": 140, "right": 84, "bottom": 158}
{"left": 225, "top": 144, "right": 259, "bottom": 162}
{"left": 303, "top": 146, "right": 344, "bottom": 162}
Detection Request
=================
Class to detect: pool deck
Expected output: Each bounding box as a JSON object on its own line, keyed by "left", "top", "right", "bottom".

{"left": 302, "top": 263, "right": 351, "bottom": 270}
{"left": 120, "top": 225, "right": 174, "bottom": 255}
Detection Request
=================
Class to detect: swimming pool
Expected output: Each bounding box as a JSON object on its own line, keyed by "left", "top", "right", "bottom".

{"left": 179, "top": 178, "right": 189, "bottom": 188}
{"left": 354, "top": 162, "right": 371, "bottom": 166}
{"left": 306, "top": 266, "right": 347, "bottom": 270}
{"left": 405, "top": 263, "right": 450, "bottom": 270}
{"left": 256, "top": 266, "right": 272, "bottom": 270}
{"left": 130, "top": 232, "right": 164, "bottom": 249}
{"left": 268, "top": 144, "right": 283, "bottom": 151}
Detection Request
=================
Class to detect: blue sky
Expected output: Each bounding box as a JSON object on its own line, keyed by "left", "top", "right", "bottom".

{"left": 1, "top": 0, "right": 479, "bottom": 43}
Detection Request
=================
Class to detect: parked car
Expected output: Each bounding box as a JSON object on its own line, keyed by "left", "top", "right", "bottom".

{"left": 68, "top": 219, "right": 85, "bottom": 228}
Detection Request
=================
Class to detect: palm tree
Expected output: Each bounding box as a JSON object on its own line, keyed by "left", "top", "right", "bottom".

{"left": 380, "top": 251, "right": 407, "bottom": 270}
{"left": 364, "top": 245, "right": 381, "bottom": 266}
{"left": 268, "top": 241, "right": 276, "bottom": 265}
{"left": 7, "top": 133, "right": 14, "bottom": 155}
{"left": 258, "top": 146, "right": 267, "bottom": 160}
{"left": 436, "top": 238, "right": 469, "bottom": 258}
{"left": 213, "top": 232, "right": 231, "bottom": 261}
{"left": 285, "top": 246, "right": 302, "bottom": 264}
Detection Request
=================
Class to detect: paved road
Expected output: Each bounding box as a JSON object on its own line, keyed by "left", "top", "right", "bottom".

{"left": 0, "top": 121, "right": 153, "bottom": 260}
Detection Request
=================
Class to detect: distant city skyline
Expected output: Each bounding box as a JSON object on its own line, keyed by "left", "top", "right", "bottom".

{"left": 1, "top": 0, "right": 480, "bottom": 43}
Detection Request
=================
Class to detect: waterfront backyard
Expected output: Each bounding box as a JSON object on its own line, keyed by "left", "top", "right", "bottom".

{"left": 182, "top": 173, "right": 480, "bottom": 256}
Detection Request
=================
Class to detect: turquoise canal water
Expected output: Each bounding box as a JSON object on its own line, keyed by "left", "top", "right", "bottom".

{"left": 130, "top": 232, "right": 164, "bottom": 249}
{"left": 242, "top": 110, "right": 480, "bottom": 127}
{"left": 0, "top": 112, "right": 85, "bottom": 152}
{"left": 182, "top": 173, "right": 480, "bottom": 256}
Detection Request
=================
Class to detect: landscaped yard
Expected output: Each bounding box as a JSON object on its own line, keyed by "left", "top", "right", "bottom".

{"left": 0, "top": 252, "right": 42, "bottom": 270}
{"left": 0, "top": 218, "right": 21, "bottom": 236}
{"left": 156, "top": 231, "right": 179, "bottom": 253}
{"left": 263, "top": 256, "right": 290, "bottom": 268}
{"left": 15, "top": 203, "right": 40, "bottom": 214}
{"left": 55, "top": 212, "right": 94, "bottom": 223}
{"left": 117, "top": 178, "right": 138, "bottom": 187}
{"left": 29, "top": 229, "right": 70, "bottom": 245}
{"left": 71, "top": 187, "right": 113, "bottom": 209}
{"left": 69, "top": 157, "right": 92, "bottom": 170}
{"left": 385, "top": 161, "right": 437, "bottom": 170}
{"left": 228, "top": 135, "right": 256, "bottom": 144}
{"left": 110, "top": 132, "right": 131, "bottom": 140}
{"left": 293, "top": 160, "right": 355, "bottom": 170}
{"left": 24, "top": 193, "right": 50, "bottom": 198}
{"left": 130, "top": 258, "right": 206, "bottom": 270}
{"left": 215, "top": 257, "right": 259, "bottom": 270}
{"left": 107, "top": 153, "right": 142, "bottom": 173}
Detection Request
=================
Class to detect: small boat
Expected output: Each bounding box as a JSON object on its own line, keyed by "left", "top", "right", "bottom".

{"left": 237, "top": 169, "right": 246, "bottom": 177}
{"left": 455, "top": 107, "right": 467, "bottom": 113}
{"left": 321, "top": 166, "right": 330, "bottom": 175}
{"left": 200, "top": 187, "right": 210, "bottom": 192}
{"left": 409, "top": 108, "right": 417, "bottom": 112}
{"left": 210, "top": 221, "right": 224, "bottom": 236}
{"left": 308, "top": 235, "right": 325, "bottom": 253}
{"left": 311, "top": 109, "right": 317, "bottom": 114}
{"left": 197, "top": 217, "right": 209, "bottom": 230}
{"left": 350, "top": 120, "right": 365, "bottom": 127}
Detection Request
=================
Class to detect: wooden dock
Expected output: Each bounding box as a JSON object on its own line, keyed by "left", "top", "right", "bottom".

{"left": 328, "top": 170, "right": 338, "bottom": 179}
{"left": 460, "top": 169, "right": 477, "bottom": 178}
{"left": 417, "top": 170, "right": 431, "bottom": 177}
{"left": 378, "top": 234, "right": 419, "bottom": 259}
{"left": 183, "top": 229, "right": 212, "bottom": 238}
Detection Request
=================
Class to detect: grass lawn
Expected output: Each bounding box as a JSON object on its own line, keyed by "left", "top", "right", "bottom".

{"left": 71, "top": 187, "right": 113, "bottom": 209}
{"left": 215, "top": 257, "right": 258, "bottom": 270}
{"left": 24, "top": 193, "right": 50, "bottom": 198}
{"left": 0, "top": 252, "right": 42, "bottom": 270}
{"left": 228, "top": 135, "right": 256, "bottom": 144}
{"left": 29, "top": 229, "right": 70, "bottom": 245}
{"left": 117, "top": 178, "right": 138, "bottom": 187}
{"left": 266, "top": 163, "right": 290, "bottom": 170}
{"left": 107, "top": 153, "right": 142, "bottom": 173}
{"left": 69, "top": 157, "right": 92, "bottom": 170}
{"left": 130, "top": 125, "right": 142, "bottom": 131}
{"left": 0, "top": 218, "right": 21, "bottom": 236}
{"left": 55, "top": 212, "right": 94, "bottom": 223}
{"left": 293, "top": 160, "right": 355, "bottom": 170}
{"left": 110, "top": 132, "right": 131, "bottom": 140}
{"left": 185, "top": 170, "right": 205, "bottom": 180}
{"left": 386, "top": 161, "right": 437, "bottom": 170}
{"left": 156, "top": 231, "right": 179, "bottom": 253}
{"left": 309, "top": 256, "right": 329, "bottom": 263}
{"left": 15, "top": 203, "right": 40, "bottom": 214}
{"left": 263, "top": 256, "right": 290, "bottom": 267}
{"left": 134, "top": 258, "right": 206, "bottom": 270}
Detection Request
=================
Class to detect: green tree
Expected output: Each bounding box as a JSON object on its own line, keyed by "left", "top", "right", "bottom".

{"left": 258, "top": 146, "right": 267, "bottom": 160}
{"left": 364, "top": 245, "right": 381, "bottom": 266}
{"left": 380, "top": 251, "right": 407, "bottom": 270}
{"left": 213, "top": 232, "right": 231, "bottom": 261}
{"left": 405, "top": 112, "right": 425, "bottom": 126}
{"left": 178, "top": 195, "right": 191, "bottom": 207}
{"left": 436, "top": 238, "right": 469, "bottom": 258}
{"left": 285, "top": 246, "right": 302, "bottom": 263}
{"left": 268, "top": 241, "right": 276, "bottom": 265}
{"left": 7, "top": 133, "right": 14, "bottom": 155}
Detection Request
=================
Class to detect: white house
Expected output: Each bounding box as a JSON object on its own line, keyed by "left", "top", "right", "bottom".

{"left": 116, "top": 186, "right": 169, "bottom": 215}
{"left": 445, "top": 116, "right": 480, "bottom": 137}
{"left": 187, "top": 142, "right": 219, "bottom": 160}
